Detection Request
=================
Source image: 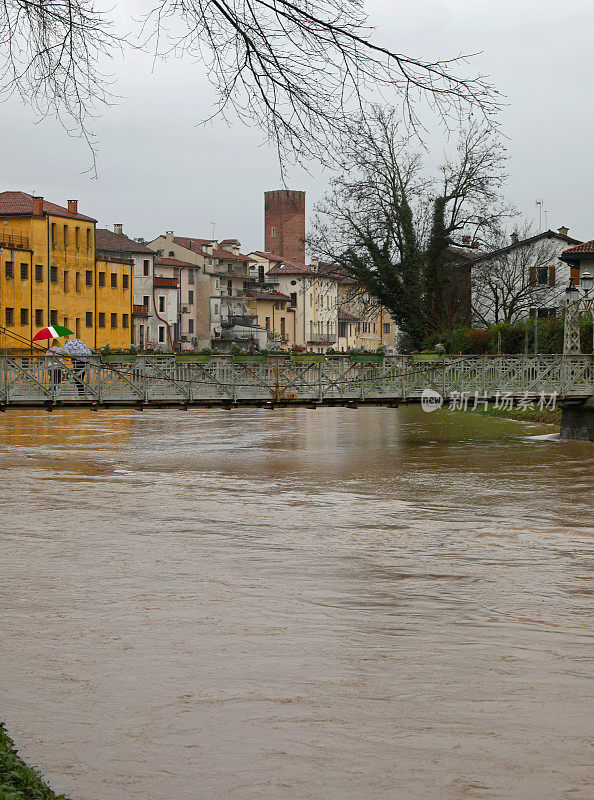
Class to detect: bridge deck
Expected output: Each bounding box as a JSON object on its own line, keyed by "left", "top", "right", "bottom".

{"left": 0, "top": 354, "right": 592, "bottom": 407}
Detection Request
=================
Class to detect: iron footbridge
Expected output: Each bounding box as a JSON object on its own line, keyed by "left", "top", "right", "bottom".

{"left": 0, "top": 354, "right": 591, "bottom": 407}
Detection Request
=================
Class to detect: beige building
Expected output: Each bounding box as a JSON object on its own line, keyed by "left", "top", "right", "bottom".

{"left": 245, "top": 289, "right": 296, "bottom": 348}
{"left": 336, "top": 274, "right": 397, "bottom": 352}
{"left": 148, "top": 232, "right": 260, "bottom": 350}
{"left": 248, "top": 252, "right": 338, "bottom": 352}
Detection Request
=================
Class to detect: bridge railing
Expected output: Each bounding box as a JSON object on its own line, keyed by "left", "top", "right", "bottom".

{"left": 0, "top": 354, "right": 591, "bottom": 404}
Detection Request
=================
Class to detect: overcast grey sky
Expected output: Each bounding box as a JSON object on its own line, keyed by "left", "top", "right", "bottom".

{"left": 3, "top": 0, "right": 593, "bottom": 251}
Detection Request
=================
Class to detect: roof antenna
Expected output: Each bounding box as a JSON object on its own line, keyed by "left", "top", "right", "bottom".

{"left": 211, "top": 222, "right": 215, "bottom": 241}
{"left": 535, "top": 199, "right": 545, "bottom": 231}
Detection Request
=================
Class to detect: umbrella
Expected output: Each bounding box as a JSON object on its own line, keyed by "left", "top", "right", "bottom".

{"left": 62, "top": 339, "right": 92, "bottom": 356}
{"left": 32, "top": 325, "right": 73, "bottom": 342}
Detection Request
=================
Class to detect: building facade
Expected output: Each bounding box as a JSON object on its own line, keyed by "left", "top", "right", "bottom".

{"left": 95, "top": 225, "right": 179, "bottom": 351}
{"left": 0, "top": 192, "right": 132, "bottom": 351}
{"left": 471, "top": 228, "right": 581, "bottom": 326}
{"left": 148, "top": 232, "right": 258, "bottom": 350}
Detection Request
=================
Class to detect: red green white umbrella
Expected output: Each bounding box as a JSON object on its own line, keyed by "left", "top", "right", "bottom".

{"left": 32, "top": 325, "right": 73, "bottom": 342}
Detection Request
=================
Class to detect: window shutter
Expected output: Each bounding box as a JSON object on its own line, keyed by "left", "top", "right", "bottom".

{"left": 529, "top": 266, "right": 536, "bottom": 285}
{"left": 549, "top": 266, "right": 556, "bottom": 286}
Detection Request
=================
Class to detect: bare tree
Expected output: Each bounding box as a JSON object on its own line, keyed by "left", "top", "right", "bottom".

{"left": 471, "top": 225, "right": 565, "bottom": 326}
{"left": 309, "top": 107, "right": 510, "bottom": 349}
{"left": 0, "top": 1, "right": 500, "bottom": 170}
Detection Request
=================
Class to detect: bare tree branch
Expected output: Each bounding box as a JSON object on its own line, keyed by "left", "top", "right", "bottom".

{"left": 0, "top": 1, "right": 501, "bottom": 169}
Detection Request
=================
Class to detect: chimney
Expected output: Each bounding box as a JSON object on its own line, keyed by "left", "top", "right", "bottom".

{"left": 558, "top": 226, "right": 569, "bottom": 237}
{"left": 113, "top": 223, "right": 123, "bottom": 235}
{"left": 311, "top": 256, "right": 319, "bottom": 272}
{"left": 510, "top": 232, "right": 519, "bottom": 245}
{"left": 67, "top": 200, "right": 78, "bottom": 215}
{"left": 165, "top": 231, "right": 174, "bottom": 242}
{"left": 205, "top": 242, "right": 214, "bottom": 255}
{"left": 32, "top": 196, "right": 43, "bottom": 216}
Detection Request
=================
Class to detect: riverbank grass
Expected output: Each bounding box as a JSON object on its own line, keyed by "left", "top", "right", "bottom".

{"left": 452, "top": 403, "right": 561, "bottom": 426}
{"left": 0, "top": 723, "right": 71, "bottom": 800}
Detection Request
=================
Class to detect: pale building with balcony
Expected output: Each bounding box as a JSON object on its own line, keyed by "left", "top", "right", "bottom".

{"left": 148, "top": 232, "right": 257, "bottom": 350}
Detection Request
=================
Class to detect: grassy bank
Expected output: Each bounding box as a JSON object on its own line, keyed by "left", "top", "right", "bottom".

{"left": 452, "top": 403, "right": 561, "bottom": 426}
{"left": 0, "top": 723, "right": 71, "bottom": 800}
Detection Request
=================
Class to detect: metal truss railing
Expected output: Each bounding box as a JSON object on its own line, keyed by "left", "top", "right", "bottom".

{"left": 0, "top": 354, "right": 591, "bottom": 405}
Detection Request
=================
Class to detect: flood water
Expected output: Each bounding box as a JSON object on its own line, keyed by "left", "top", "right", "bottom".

{"left": 0, "top": 406, "right": 593, "bottom": 800}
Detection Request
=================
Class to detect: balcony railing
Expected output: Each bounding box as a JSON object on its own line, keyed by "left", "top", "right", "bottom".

{"left": 154, "top": 276, "right": 178, "bottom": 288}
{"left": 307, "top": 331, "right": 338, "bottom": 344}
{"left": 0, "top": 232, "right": 30, "bottom": 250}
{"left": 220, "top": 331, "right": 259, "bottom": 342}
{"left": 132, "top": 304, "right": 149, "bottom": 316}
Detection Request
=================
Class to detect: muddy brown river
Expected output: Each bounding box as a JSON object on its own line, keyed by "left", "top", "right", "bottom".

{"left": 0, "top": 406, "right": 593, "bottom": 799}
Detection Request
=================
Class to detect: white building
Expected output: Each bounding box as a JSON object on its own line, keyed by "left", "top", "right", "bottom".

{"left": 471, "top": 228, "right": 581, "bottom": 326}
{"left": 95, "top": 225, "right": 179, "bottom": 350}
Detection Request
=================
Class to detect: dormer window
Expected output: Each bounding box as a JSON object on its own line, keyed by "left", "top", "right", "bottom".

{"left": 168, "top": 250, "right": 175, "bottom": 257}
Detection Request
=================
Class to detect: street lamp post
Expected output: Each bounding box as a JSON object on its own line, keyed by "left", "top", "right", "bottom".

{"left": 564, "top": 271, "right": 594, "bottom": 354}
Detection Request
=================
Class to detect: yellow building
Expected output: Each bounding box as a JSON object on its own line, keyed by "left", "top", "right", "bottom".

{"left": 336, "top": 276, "right": 398, "bottom": 352}
{"left": 247, "top": 289, "right": 296, "bottom": 348}
{"left": 0, "top": 192, "right": 133, "bottom": 351}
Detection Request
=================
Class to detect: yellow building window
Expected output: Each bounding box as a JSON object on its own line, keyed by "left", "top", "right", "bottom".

{"left": 75, "top": 227, "right": 80, "bottom": 249}
{"left": 51, "top": 223, "right": 56, "bottom": 249}
{"left": 50, "top": 266, "right": 58, "bottom": 283}
{"left": 75, "top": 272, "right": 80, "bottom": 292}
{"left": 5, "top": 308, "right": 14, "bottom": 326}
{"left": 111, "top": 313, "right": 117, "bottom": 329}
{"left": 85, "top": 312, "right": 93, "bottom": 328}
{"left": 35, "top": 265, "right": 43, "bottom": 282}
{"left": 123, "top": 274, "right": 129, "bottom": 289}
{"left": 5, "top": 261, "right": 13, "bottom": 279}
{"left": 50, "top": 310, "right": 57, "bottom": 326}
{"left": 98, "top": 313, "right": 105, "bottom": 328}
{"left": 20, "top": 263, "right": 28, "bottom": 280}
{"left": 63, "top": 270, "right": 69, "bottom": 292}
{"left": 122, "top": 314, "right": 129, "bottom": 329}
{"left": 85, "top": 270, "right": 92, "bottom": 286}
{"left": 35, "top": 309, "right": 43, "bottom": 326}
{"left": 98, "top": 272, "right": 105, "bottom": 287}
{"left": 111, "top": 273, "right": 117, "bottom": 288}
{"left": 20, "top": 308, "right": 28, "bottom": 326}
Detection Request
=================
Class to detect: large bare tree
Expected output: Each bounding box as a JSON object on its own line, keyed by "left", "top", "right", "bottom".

{"left": 309, "top": 107, "right": 510, "bottom": 349}
{"left": 0, "top": 1, "right": 499, "bottom": 169}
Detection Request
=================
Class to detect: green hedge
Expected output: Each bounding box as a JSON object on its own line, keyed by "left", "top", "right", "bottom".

{"left": 424, "top": 317, "right": 593, "bottom": 355}
{"left": 0, "top": 723, "right": 71, "bottom": 800}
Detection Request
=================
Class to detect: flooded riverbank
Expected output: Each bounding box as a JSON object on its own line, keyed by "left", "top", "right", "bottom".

{"left": 1, "top": 406, "right": 592, "bottom": 799}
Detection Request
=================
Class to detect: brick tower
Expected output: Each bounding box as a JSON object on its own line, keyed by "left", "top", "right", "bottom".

{"left": 264, "top": 190, "right": 305, "bottom": 263}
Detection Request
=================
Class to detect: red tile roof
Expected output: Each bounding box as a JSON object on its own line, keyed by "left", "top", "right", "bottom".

{"left": 561, "top": 240, "right": 594, "bottom": 255}
{"left": 245, "top": 290, "right": 292, "bottom": 302}
{"left": 267, "top": 258, "right": 318, "bottom": 275}
{"left": 96, "top": 228, "right": 155, "bottom": 254}
{"left": 0, "top": 191, "right": 96, "bottom": 221}
{"left": 172, "top": 236, "right": 251, "bottom": 262}
{"left": 338, "top": 311, "right": 359, "bottom": 321}
{"left": 154, "top": 256, "right": 196, "bottom": 268}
